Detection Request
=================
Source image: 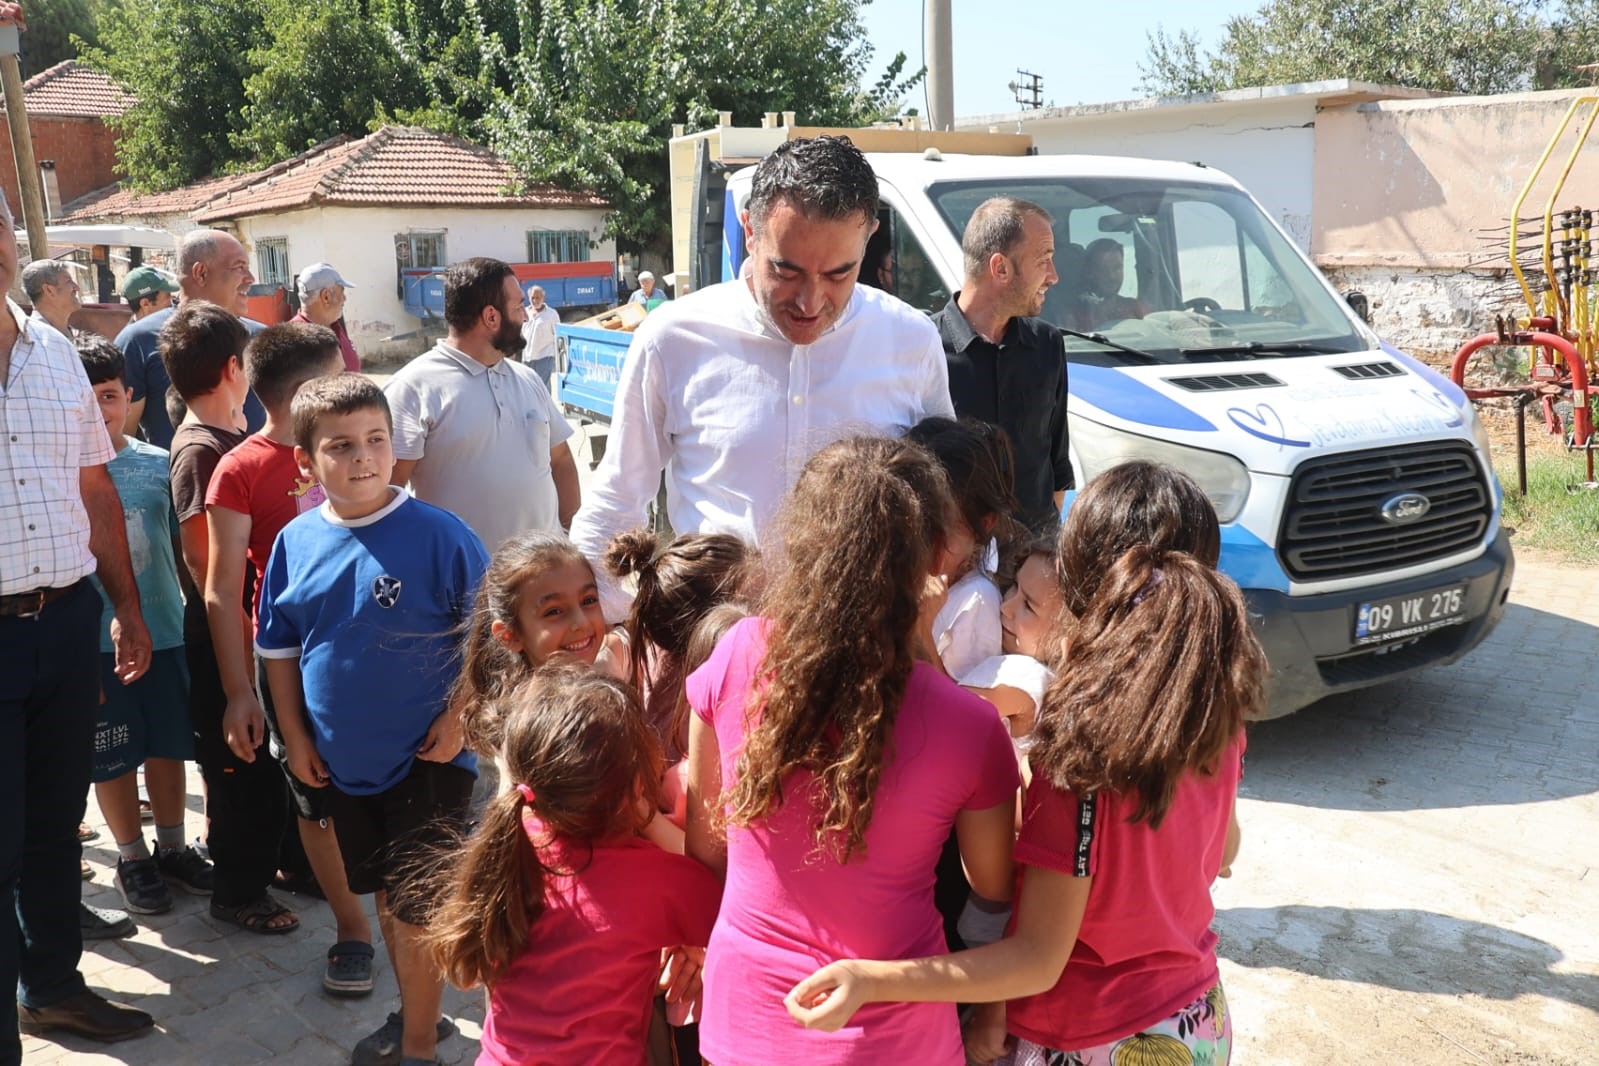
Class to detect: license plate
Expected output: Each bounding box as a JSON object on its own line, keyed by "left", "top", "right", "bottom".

{"left": 1354, "top": 584, "right": 1467, "bottom": 645}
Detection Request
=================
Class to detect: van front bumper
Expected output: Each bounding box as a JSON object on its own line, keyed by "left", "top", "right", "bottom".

{"left": 1245, "top": 530, "right": 1515, "bottom": 719}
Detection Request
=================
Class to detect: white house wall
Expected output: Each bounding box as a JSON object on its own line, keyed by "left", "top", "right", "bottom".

{"left": 233, "top": 205, "right": 614, "bottom": 358}
{"left": 959, "top": 97, "right": 1317, "bottom": 249}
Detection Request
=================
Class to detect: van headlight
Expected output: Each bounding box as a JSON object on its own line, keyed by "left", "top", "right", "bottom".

{"left": 1466, "top": 403, "right": 1493, "bottom": 463}
{"left": 1069, "top": 413, "right": 1252, "bottom": 522}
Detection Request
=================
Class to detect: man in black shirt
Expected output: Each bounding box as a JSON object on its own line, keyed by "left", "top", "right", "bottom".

{"left": 934, "top": 197, "right": 1072, "bottom": 528}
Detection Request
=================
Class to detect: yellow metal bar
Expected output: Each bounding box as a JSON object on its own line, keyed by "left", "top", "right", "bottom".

{"left": 1508, "top": 97, "right": 1595, "bottom": 317}
{"left": 1539, "top": 98, "right": 1599, "bottom": 329}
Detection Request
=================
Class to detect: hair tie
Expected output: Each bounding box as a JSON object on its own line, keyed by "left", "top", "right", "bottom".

{"left": 515, "top": 783, "right": 536, "bottom": 804}
{"left": 1130, "top": 567, "right": 1164, "bottom": 607}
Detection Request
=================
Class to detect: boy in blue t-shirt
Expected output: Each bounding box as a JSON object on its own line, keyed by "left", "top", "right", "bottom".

{"left": 76, "top": 336, "right": 214, "bottom": 917}
{"left": 255, "top": 373, "right": 486, "bottom": 1066}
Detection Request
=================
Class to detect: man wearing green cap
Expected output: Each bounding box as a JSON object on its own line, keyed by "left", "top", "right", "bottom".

{"left": 121, "top": 267, "right": 177, "bottom": 323}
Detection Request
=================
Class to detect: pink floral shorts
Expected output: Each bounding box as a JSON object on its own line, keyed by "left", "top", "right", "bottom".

{"left": 1009, "top": 981, "right": 1232, "bottom": 1066}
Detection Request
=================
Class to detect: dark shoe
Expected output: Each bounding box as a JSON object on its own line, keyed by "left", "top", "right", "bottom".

{"left": 324, "top": 940, "right": 376, "bottom": 997}
{"left": 155, "top": 841, "right": 214, "bottom": 895}
{"left": 115, "top": 855, "right": 173, "bottom": 915}
{"left": 80, "top": 858, "right": 93, "bottom": 881}
{"left": 209, "top": 894, "right": 299, "bottom": 935}
{"left": 17, "top": 989, "right": 153, "bottom": 1043}
{"left": 351, "top": 1012, "right": 456, "bottom": 1066}
{"left": 80, "top": 901, "right": 136, "bottom": 940}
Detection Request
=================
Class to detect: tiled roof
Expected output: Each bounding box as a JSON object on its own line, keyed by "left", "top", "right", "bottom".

{"left": 195, "top": 126, "right": 607, "bottom": 221}
{"left": 15, "top": 60, "right": 131, "bottom": 118}
{"left": 58, "top": 148, "right": 328, "bottom": 222}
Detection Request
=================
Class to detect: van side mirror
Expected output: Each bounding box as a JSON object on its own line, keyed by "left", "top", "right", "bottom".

{"left": 1343, "top": 290, "right": 1370, "bottom": 324}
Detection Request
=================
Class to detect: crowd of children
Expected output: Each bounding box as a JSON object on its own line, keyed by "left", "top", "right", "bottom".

{"left": 72, "top": 297, "right": 1264, "bottom": 1066}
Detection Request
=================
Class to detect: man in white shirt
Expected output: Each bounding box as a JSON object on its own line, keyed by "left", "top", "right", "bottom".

{"left": 385, "top": 258, "right": 581, "bottom": 553}
{"left": 520, "top": 284, "right": 560, "bottom": 388}
{"left": 0, "top": 193, "right": 156, "bottom": 1051}
{"left": 570, "top": 135, "right": 954, "bottom": 618}
{"left": 20, "top": 260, "right": 81, "bottom": 338}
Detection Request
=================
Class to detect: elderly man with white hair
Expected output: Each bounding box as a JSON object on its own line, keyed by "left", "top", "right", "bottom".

{"left": 291, "top": 261, "right": 360, "bottom": 371}
{"left": 520, "top": 284, "right": 559, "bottom": 387}
{"left": 114, "top": 229, "right": 266, "bottom": 448}
{"left": 20, "top": 259, "right": 80, "bottom": 339}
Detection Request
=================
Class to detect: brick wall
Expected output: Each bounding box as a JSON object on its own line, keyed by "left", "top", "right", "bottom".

{"left": 0, "top": 114, "right": 119, "bottom": 215}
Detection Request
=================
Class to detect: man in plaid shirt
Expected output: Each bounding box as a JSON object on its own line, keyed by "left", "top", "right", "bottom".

{"left": 0, "top": 182, "right": 157, "bottom": 1059}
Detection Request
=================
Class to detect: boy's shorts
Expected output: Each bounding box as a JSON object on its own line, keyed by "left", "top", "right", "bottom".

{"left": 256, "top": 655, "right": 332, "bottom": 823}
{"left": 93, "top": 647, "right": 193, "bottom": 783}
{"left": 325, "top": 759, "right": 475, "bottom": 925}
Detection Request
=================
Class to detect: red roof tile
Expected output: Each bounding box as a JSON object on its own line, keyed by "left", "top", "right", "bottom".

{"left": 15, "top": 61, "right": 130, "bottom": 118}
{"left": 195, "top": 126, "right": 605, "bottom": 221}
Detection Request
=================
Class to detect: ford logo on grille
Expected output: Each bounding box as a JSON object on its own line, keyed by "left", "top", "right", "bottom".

{"left": 1380, "top": 492, "right": 1432, "bottom": 524}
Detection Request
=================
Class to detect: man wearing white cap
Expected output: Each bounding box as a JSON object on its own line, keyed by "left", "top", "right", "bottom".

{"left": 628, "top": 270, "right": 667, "bottom": 308}
{"left": 292, "top": 262, "right": 360, "bottom": 372}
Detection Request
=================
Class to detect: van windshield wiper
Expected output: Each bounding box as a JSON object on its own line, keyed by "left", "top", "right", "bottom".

{"left": 1059, "top": 327, "right": 1163, "bottom": 364}
{"left": 1180, "top": 341, "right": 1353, "bottom": 359}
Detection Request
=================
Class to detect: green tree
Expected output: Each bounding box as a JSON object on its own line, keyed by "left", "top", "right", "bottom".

{"left": 17, "top": 0, "right": 102, "bottom": 79}
{"left": 1138, "top": 0, "right": 1594, "bottom": 96}
{"left": 82, "top": 0, "right": 266, "bottom": 190}
{"left": 233, "top": 0, "right": 430, "bottom": 161}
{"left": 484, "top": 0, "right": 921, "bottom": 249}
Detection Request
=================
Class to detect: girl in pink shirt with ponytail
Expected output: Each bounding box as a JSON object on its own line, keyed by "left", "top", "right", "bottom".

{"left": 786, "top": 460, "right": 1266, "bottom": 1066}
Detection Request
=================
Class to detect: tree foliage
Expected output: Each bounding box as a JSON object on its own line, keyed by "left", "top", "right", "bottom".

{"left": 1140, "top": 0, "right": 1599, "bottom": 97}
{"left": 17, "top": 0, "right": 102, "bottom": 79}
{"left": 77, "top": 0, "right": 921, "bottom": 250}
{"left": 483, "top": 0, "right": 922, "bottom": 247}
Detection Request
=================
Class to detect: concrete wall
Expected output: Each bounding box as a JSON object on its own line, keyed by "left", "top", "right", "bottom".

{"left": 1313, "top": 89, "right": 1599, "bottom": 361}
{"left": 233, "top": 204, "right": 614, "bottom": 359}
{"left": 961, "top": 96, "right": 1320, "bottom": 248}
{"left": 1313, "top": 89, "right": 1599, "bottom": 270}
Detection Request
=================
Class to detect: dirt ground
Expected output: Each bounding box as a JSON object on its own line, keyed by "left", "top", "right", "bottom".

{"left": 1215, "top": 548, "right": 1598, "bottom": 1064}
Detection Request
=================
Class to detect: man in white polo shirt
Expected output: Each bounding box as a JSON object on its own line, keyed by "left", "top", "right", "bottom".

{"left": 384, "top": 258, "right": 580, "bottom": 552}
{"left": 570, "top": 135, "right": 953, "bottom": 619}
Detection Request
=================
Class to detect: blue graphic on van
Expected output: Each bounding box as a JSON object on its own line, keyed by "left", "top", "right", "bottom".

{"left": 1383, "top": 342, "right": 1467, "bottom": 405}
{"left": 1070, "top": 364, "right": 1217, "bottom": 433}
{"left": 1226, "top": 403, "right": 1312, "bottom": 449}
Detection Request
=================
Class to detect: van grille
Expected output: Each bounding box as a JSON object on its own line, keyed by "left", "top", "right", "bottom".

{"left": 1278, "top": 442, "right": 1490, "bottom": 581}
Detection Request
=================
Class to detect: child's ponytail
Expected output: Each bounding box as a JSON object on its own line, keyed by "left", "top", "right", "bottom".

{"left": 426, "top": 667, "right": 664, "bottom": 989}
{"left": 426, "top": 785, "right": 545, "bottom": 990}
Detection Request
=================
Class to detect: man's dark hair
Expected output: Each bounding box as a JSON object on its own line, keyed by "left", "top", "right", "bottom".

{"left": 292, "top": 372, "right": 392, "bottom": 453}
{"left": 158, "top": 300, "right": 249, "bottom": 402}
{"left": 76, "top": 333, "right": 126, "bottom": 387}
{"left": 746, "top": 136, "right": 878, "bottom": 233}
{"left": 245, "top": 321, "right": 342, "bottom": 410}
{"left": 443, "top": 257, "right": 515, "bottom": 334}
{"left": 132, "top": 292, "right": 161, "bottom": 315}
{"left": 962, "top": 197, "right": 1053, "bottom": 280}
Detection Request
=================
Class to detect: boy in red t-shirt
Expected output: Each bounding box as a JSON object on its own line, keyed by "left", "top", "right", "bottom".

{"left": 201, "top": 322, "right": 375, "bottom": 996}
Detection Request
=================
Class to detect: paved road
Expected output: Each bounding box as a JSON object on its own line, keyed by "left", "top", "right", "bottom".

{"left": 26, "top": 545, "right": 1595, "bottom": 1064}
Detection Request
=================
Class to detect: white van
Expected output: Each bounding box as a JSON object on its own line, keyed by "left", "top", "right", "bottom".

{"left": 723, "top": 153, "right": 1514, "bottom": 717}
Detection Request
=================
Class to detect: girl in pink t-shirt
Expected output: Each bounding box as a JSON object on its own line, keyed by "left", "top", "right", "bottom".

{"left": 785, "top": 460, "right": 1268, "bottom": 1066}
{"left": 685, "top": 436, "right": 1022, "bottom": 1066}
{"left": 426, "top": 667, "right": 721, "bottom": 1066}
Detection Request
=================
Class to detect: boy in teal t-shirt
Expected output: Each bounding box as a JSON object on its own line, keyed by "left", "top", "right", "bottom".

{"left": 77, "top": 336, "right": 214, "bottom": 918}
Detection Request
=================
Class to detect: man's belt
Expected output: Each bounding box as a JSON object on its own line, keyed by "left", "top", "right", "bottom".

{"left": 0, "top": 584, "right": 75, "bottom": 618}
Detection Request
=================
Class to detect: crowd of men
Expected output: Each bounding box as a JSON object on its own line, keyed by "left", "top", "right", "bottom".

{"left": 0, "top": 133, "right": 1074, "bottom": 1062}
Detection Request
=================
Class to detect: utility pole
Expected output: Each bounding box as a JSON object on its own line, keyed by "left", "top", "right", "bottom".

{"left": 924, "top": 0, "right": 953, "bottom": 131}
{"left": 1010, "top": 70, "right": 1043, "bottom": 110}
{"left": 0, "top": 19, "right": 48, "bottom": 261}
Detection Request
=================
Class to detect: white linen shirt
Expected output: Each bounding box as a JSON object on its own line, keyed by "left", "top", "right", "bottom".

{"left": 384, "top": 342, "right": 574, "bottom": 553}
{"left": 569, "top": 278, "right": 954, "bottom": 619}
{"left": 0, "top": 301, "right": 116, "bottom": 594}
{"left": 521, "top": 304, "right": 559, "bottom": 364}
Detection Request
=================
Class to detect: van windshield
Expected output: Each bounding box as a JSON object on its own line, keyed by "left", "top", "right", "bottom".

{"left": 929, "top": 177, "right": 1366, "bottom": 365}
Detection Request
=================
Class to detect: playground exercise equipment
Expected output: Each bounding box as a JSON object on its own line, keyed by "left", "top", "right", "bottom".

{"left": 1450, "top": 94, "right": 1598, "bottom": 490}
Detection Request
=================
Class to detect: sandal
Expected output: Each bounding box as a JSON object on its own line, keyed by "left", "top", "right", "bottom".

{"left": 209, "top": 895, "right": 299, "bottom": 935}
{"left": 273, "top": 869, "right": 327, "bottom": 901}
{"left": 324, "top": 940, "right": 375, "bottom": 997}
{"left": 77, "top": 822, "right": 99, "bottom": 842}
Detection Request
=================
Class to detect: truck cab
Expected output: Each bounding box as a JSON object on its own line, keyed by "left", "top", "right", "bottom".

{"left": 727, "top": 151, "right": 1513, "bottom": 717}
